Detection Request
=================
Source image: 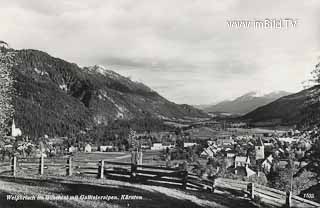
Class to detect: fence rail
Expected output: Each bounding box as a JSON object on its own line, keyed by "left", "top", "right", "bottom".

{"left": 217, "top": 178, "right": 320, "bottom": 208}
{"left": 1, "top": 156, "right": 319, "bottom": 208}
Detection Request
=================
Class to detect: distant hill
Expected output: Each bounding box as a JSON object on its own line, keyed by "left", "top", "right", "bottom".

{"left": 199, "top": 91, "right": 291, "bottom": 115}
{"left": 243, "top": 85, "right": 320, "bottom": 126}
{"left": 0, "top": 47, "right": 207, "bottom": 138}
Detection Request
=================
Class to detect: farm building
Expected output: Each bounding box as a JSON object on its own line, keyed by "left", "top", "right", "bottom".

{"left": 68, "top": 146, "right": 77, "bottom": 153}
{"left": 151, "top": 143, "right": 174, "bottom": 151}
{"left": 184, "top": 142, "right": 197, "bottom": 148}
{"left": 84, "top": 144, "right": 92, "bottom": 152}
{"left": 234, "top": 156, "right": 250, "bottom": 168}
{"left": 99, "top": 145, "right": 113, "bottom": 152}
{"left": 261, "top": 154, "right": 273, "bottom": 173}
{"left": 216, "top": 137, "right": 234, "bottom": 146}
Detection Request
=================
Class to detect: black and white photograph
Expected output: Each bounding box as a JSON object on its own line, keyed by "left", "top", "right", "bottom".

{"left": 0, "top": 0, "right": 320, "bottom": 207}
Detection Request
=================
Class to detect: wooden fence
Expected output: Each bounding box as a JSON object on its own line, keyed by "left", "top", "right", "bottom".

{"left": 2, "top": 156, "right": 319, "bottom": 208}
{"left": 216, "top": 178, "right": 320, "bottom": 208}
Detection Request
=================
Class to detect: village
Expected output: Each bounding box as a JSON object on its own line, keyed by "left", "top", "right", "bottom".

{"left": 2, "top": 116, "right": 317, "bottom": 196}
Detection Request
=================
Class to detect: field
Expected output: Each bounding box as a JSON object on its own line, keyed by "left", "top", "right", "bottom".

{"left": 226, "top": 127, "right": 287, "bottom": 135}
{"left": 73, "top": 150, "right": 163, "bottom": 165}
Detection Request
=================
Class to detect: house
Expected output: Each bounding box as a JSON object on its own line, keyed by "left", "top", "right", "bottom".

{"left": 226, "top": 151, "right": 236, "bottom": 158}
{"left": 35, "top": 149, "right": 47, "bottom": 158}
{"left": 151, "top": 143, "right": 163, "bottom": 150}
{"left": 48, "top": 137, "right": 67, "bottom": 145}
{"left": 150, "top": 143, "right": 174, "bottom": 151}
{"left": 234, "top": 156, "right": 250, "bottom": 168}
{"left": 278, "top": 137, "right": 297, "bottom": 144}
{"left": 231, "top": 156, "right": 255, "bottom": 177}
{"left": 184, "top": 143, "right": 197, "bottom": 148}
{"left": 261, "top": 154, "right": 273, "bottom": 173}
{"left": 234, "top": 166, "right": 256, "bottom": 177}
{"left": 245, "top": 166, "right": 256, "bottom": 177}
{"left": 84, "top": 144, "right": 92, "bottom": 153}
{"left": 4, "top": 144, "right": 13, "bottom": 149}
{"left": 216, "top": 137, "right": 234, "bottom": 146}
{"left": 68, "top": 146, "right": 77, "bottom": 153}
{"left": 200, "top": 149, "right": 213, "bottom": 158}
{"left": 200, "top": 146, "right": 218, "bottom": 158}
{"left": 141, "top": 144, "right": 151, "bottom": 149}
{"left": 263, "top": 142, "right": 273, "bottom": 148}
{"left": 100, "top": 145, "right": 113, "bottom": 152}
{"left": 276, "top": 160, "right": 307, "bottom": 169}
{"left": 230, "top": 122, "right": 247, "bottom": 128}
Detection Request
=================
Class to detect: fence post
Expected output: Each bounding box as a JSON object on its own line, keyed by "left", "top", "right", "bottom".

{"left": 131, "top": 163, "right": 137, "bottom": 181}
{"left": 286, "top": 191, "right": 292, "bottom": 208}
{"left": 211, "top": 178, "right": 216, "bottom": 193}
{"left": 11, "top": 156, "right": 17, "bottom": 177}
{"left": 67, "top": 157, "right": 72, "bottom": 176}
{"left": 247, "top": 183, "right": 255, "bottom": 199}
{"left": 138, "top": 151, "right": 143, "bottom": 165}
{"left": 100, "top": 160, "right": 104, "bottom": 179}
{"left": 39, "top": 155, "right": 44, "bottom": 175}
{"left": 182, "top": 171, "right": 188, "bottom": 189}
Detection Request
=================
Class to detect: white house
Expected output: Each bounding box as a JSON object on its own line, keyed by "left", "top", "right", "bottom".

{"left": 184, "top": 143, "right": 197, "bottom": 148}
{"left": 234, "top": 156, "right": 250, "bottom": 168}
{"left": 68, "top": 146, "right": 76, "bottom": 153}
{"left": 151, "top": 143, "right": 174, "bottom": 151}
{"left": 35, "top": 148, "right": 47, "bottom": 158}
{"left": 226, "top": 152, "right": 236, "bottom": 158}
{"left": 100, "top": 145, "right": 113, "bottom": 152}
{"left": 245, "top": 166, "right": 256, "bottom": 177}
{"left": 261, "top": 154, "right": 273, "bottom": 173}
{"left": 278, "top": 137, "right": 297, "bottom": 144}
{"left": 200, "top": 146, "right": 217, "bottom": 158}
{"left": 84, "top": 144, "right": 92, "bottom": 153}
{"left": 151, "top": 143, "right": 163, "bottom": 150}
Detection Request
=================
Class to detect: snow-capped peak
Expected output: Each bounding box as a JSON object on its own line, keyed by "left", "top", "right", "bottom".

{"left": 84, "top": 65, "right": 121, "bottom": 79}
{"left": 235, "top": 90, "right": 291, "bottom": 101}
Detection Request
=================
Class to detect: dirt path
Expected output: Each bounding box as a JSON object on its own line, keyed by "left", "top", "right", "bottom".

{"left": 0, "top": 176, "right": 260, "bottom": 208}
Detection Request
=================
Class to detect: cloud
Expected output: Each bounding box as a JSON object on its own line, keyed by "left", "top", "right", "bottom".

{"left": 0, "top": 0, "right": 319, "bottom": 104}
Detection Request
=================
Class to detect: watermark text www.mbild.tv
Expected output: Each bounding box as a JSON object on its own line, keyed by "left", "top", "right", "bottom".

{"left": 227, "top": 18, "right": 298, "bottom": 29}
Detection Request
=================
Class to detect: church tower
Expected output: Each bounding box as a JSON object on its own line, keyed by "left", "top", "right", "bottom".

{"left": 11, "top": 119, "right": 16, "bottom": 135}
{"left": 255, "top": 137, "right": 265, "bottom": 160}
{"left": 11, "top": 119, "right": 22, "bottom": 137}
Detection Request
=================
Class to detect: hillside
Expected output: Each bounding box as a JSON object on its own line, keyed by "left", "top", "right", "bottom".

{"left": 243, "top": 85, "right": 320, "bottom": 126}
{"left": 200, "top": 91, "right": 291, "bottom": 115}
{"left": 0, "top": 47, "right": 207, "bottom": 138}
{"left": 0, "top": 176, "right": 263, "bottom": 208}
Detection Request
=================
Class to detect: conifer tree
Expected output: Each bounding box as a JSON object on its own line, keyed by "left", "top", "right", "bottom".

{"left": 0, "top": 42, "right": 16, "bottom": 137}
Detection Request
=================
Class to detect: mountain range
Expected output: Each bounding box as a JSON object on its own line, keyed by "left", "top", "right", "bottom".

{"left": 243, "top": 85, "right": 320, "bottom": 127}
{"left": 198, "top": 91, "right": 291, "bottom": 115}
{"left": 0, "top": 47, "right": 207, "bottom": 138}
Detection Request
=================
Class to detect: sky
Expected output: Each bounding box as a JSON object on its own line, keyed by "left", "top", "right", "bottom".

{"left": 1, "top": 0, "right": 320, "bottom": 105}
